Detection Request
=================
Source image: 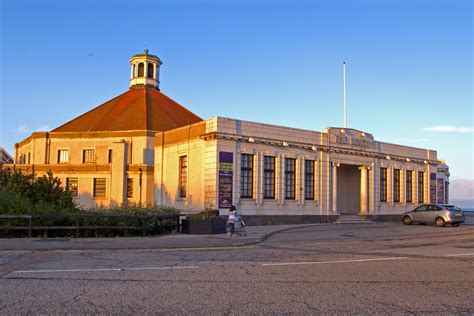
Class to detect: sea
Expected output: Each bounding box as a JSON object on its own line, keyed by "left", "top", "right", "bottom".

{"left": 450, "top": 199, "right": 474, "bottom": 212}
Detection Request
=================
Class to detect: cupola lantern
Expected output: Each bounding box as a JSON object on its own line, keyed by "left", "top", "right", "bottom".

{"left": 129, "top": 49, "right": 163, "bottom": 90}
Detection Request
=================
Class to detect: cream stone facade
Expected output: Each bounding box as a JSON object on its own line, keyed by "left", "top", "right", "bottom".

{"left": 11, "top": 131, "right": 156, "bottom": 208}
{"left": 4, "top": 51, "right": 450, "bottom": 220}
{"left": 155, "top": 117, "right": 449, "bottom": 220}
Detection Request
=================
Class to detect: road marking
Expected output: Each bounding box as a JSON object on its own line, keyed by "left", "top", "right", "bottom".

{"left": 11, "top": 266, "right": 199, "bottom": 274}
{"left": 262, "top": 257, "right": 408, "bottom": 267}
{"left": 124, "top": 266, "right": 199, "bottom": 271}
{"left": 446, "top": 253, "right": 474, "bottom": 257}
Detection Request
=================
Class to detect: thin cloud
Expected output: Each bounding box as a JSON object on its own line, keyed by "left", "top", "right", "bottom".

{"left": 423, "top": 125, "right": 474, "bottom": 133}
{"left": 16, "top": 124, "right": 30, "bottom": 134}
{"left": 37, "top": 125, "right": 50, "bottom": 131}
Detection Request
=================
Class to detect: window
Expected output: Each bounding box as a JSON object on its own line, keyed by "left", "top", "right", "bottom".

{"left": 305, "top": 160, "right": 315, "bottom": 200}
{"left": 58, "top": 149, "right": 69, "bottom": 163}
{"left": 179, "top": 156, "right": 187, "bottom": 198}
{"left": 393, "top": 169, "right": 400, "bottom": 203}
{"left": 127, "top": 178, "right": 133, "bottom": 199}
{"left": 108, "top": 149, "right": 113, "bottom": 164}
{"left": 82, "top": 149, "right": 95, "bottom": 163}
{"left": 418, "top": 171, "right": 424, "bottom": 203}
{"left": 66, "top": 178, "right": 78, "bottom": 197}
{"left": 27, "top": 152, "right": 31, "bottom": 164}
{"left": 93, "top": 178, "right": 106, "bottom": 198}
{"left": 406, "top": 170, "right": 412, "bottom": 203}
{"left": 263, "top": 156, "right": 275, "bottom": 199}
{"left": 428, "top": 205, "right": 442, "bottom": 211}
{"left": 285, "top": 158, "right": 296, "bottom": 200}
{"left": 147, "top": 63, "right": 154, "bottom": 78}
{"left": 240, "top": 154, "right": 253, "bottom": 198}
{"left": 137, "top": 63, "right": 144, "bottom": 77}
{"left": 415, "top": 205, "right": 428, "bottom": 212}
{"left": 380, "top": 167, "right": 387, "bottom": 202}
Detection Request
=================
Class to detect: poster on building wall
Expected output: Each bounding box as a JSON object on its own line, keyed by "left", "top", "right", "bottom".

{"left": 437, "top": 178, "right": 445, "bottom": 204}
{"left": 218, "top": 152, "right": 233, "bottom": 208}
{"left": 430, "top": 173, "right": 437, "bottom": 204}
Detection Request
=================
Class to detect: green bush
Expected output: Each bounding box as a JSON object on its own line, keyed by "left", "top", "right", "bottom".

{"left": 0, "top": 170, "right": 181, "bottom": 237}
{"left": 0, "top": 170, "right": 77, "bottom": 215}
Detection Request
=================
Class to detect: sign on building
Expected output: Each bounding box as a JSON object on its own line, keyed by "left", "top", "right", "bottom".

{"left": 218, "top": 152, "right": 233, "bottom": 208}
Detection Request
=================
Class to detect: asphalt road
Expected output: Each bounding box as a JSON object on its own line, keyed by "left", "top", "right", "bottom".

{"left": 1, "top": 224, "right": 473, "bottom": 314}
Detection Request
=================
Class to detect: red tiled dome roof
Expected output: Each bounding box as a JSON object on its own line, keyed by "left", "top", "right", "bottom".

{"left": 52, "top": 87, "right": 202, "bottom": 132}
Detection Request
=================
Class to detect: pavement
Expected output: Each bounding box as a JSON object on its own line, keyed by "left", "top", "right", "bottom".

{"left": 0, "top": 223, "right": 322, "bottom": 251}
{"left": 1, "top": 213, "right": 472, "bottom": 251}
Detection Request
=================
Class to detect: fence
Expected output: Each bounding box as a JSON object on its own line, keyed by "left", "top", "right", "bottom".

{"left": 0, "top": 214, "right": 182, "bottom": 238}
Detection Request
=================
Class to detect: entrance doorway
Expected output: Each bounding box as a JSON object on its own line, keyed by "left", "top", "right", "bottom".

{"left": 337, "top": 164, "right": 360, "bottom": 214}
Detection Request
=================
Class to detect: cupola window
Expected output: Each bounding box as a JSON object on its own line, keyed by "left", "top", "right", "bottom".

{"left": 138, "top": 63, "right": 144, "bottom": 77}
{"left": 147, "top": 63, "right": 154, "bottom": 78}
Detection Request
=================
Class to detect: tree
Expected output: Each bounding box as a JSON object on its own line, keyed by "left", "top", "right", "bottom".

{"left": 0, "top": 170, "right": 77, "bottom": 214}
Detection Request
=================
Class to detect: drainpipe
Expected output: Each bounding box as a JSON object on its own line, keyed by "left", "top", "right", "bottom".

{"left": 160, "top": 133, "right": 164, "bottom": 206}
{"left": 139, "top": 167, "right": 143, "bottom": 205}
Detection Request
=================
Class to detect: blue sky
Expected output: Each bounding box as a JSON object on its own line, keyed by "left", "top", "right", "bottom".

{"left": 1, "top": 0, "right": 472, "bottom": 179}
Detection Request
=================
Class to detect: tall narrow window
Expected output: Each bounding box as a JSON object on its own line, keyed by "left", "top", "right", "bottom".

{"left": 393, "top": 169, "right": 400, "bottom": 203}
{"left": 418, "top": 171, "right": 424, "bottom": 203}
{"left": 406, "top": 170, "right": 412, "bottom": 203}
{"left": 147, "top": 63, "right": 154, "bottom": 78}
{"left": 66, "top": 178, "right": 78, "bottom": 197}
{"left": 27, "top": 152, "right": 31, "bottom": 164}
{"left": 58, "top": 149, "right": 69, "bottom": 163}
{"left": 380, "top": 167, "right": 387, "bottom": 202}
{"left": 263, "top": 156, "right": 275, "bottom": 199}
{"left": 93, "top": 178, "right": 106, "bottom": 198}
{"left": 285, "top": 158, "right": 296, "bottom": 200}
{"left": 179, "top": 156, "right": 187, "bottom": 198}
{"left": 137, "top": 63, "right": 144, "bottom": 77}
{"left": 240, "top": 154, "right": 253, "bottom": 198}
{"left": 108, "top": 149, "right": 113, "bottom": 164}
{"left": 305, "top": 160, "right": 315, "bottom": 200}
{"left": 82, "top": 149, "right": 95, "bottom": 163}
{"left": 127, "top": 178, "right": 133, "bottom": 199}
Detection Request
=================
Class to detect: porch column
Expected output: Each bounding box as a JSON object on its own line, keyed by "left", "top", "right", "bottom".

{"left": 359, "top": 166, "right": 368, "bottom": 215}
{"left": 331, "top": 162, "right": 338, "bottom": 214}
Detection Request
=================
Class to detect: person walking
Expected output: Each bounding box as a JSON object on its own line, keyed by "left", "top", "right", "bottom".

{"left": 227, "top": 205, "right": 237, "bottom": 237}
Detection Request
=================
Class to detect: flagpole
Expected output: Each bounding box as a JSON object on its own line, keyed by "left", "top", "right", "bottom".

{"left": 343, "top": 61, "right": 347, "bottom": 128}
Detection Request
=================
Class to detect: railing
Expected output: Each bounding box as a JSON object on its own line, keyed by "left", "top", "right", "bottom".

{"left": 0, "top": 214, "right": 182, "bottom": 238}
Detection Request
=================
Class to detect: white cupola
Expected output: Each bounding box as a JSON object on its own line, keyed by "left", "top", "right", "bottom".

{"left": 129, "top": 49, "right": 163, "bottom": 90}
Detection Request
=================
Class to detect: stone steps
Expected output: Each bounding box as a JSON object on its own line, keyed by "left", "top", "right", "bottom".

{"left": 336, "top": 215, "right": 373, "bottom": 225}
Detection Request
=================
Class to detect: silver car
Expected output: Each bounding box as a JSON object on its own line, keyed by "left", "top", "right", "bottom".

{"left": 402, "top": 204, "right": 465, "bottom": 227}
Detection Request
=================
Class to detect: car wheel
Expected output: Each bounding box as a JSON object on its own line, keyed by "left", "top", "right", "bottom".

{"left": 403, "top": 216, "right": 413, "bottom": 225}
{"left": 435, "top": 217, "right": 445, "bottom": 227}
{"left": 451, "top": 223, "right": 460, "bottom": 227}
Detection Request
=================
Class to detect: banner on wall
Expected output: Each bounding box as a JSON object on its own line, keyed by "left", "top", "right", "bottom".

{"left": 218, "top": 152, "right": 233, "bottom": 208}
{"left": 430, "top": 173, "right": 437, "bottom": 204}
{"left": 437, "top": 178, "right": 445, "bottom": 204}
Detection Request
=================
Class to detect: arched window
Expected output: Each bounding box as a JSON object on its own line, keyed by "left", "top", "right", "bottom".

{"left": 138, "top": 63, "right": 144, "bottom": 77}
{"left": 132, "top": 64, "right": 136, "bottom": 77}
{"left": 147, "top": 63, "right": 154, "bottom": 78}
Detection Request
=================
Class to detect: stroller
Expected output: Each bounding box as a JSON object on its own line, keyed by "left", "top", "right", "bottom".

{"left": 233, "top": 215, "right": 247, "bottom": 237}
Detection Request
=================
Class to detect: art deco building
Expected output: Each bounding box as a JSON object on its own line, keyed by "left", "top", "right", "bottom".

{"left": 7, "top": 51, "right": 450, "bottom": 221}
{"left": 9, "top": 50, "right": 201, "bottom": 208}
